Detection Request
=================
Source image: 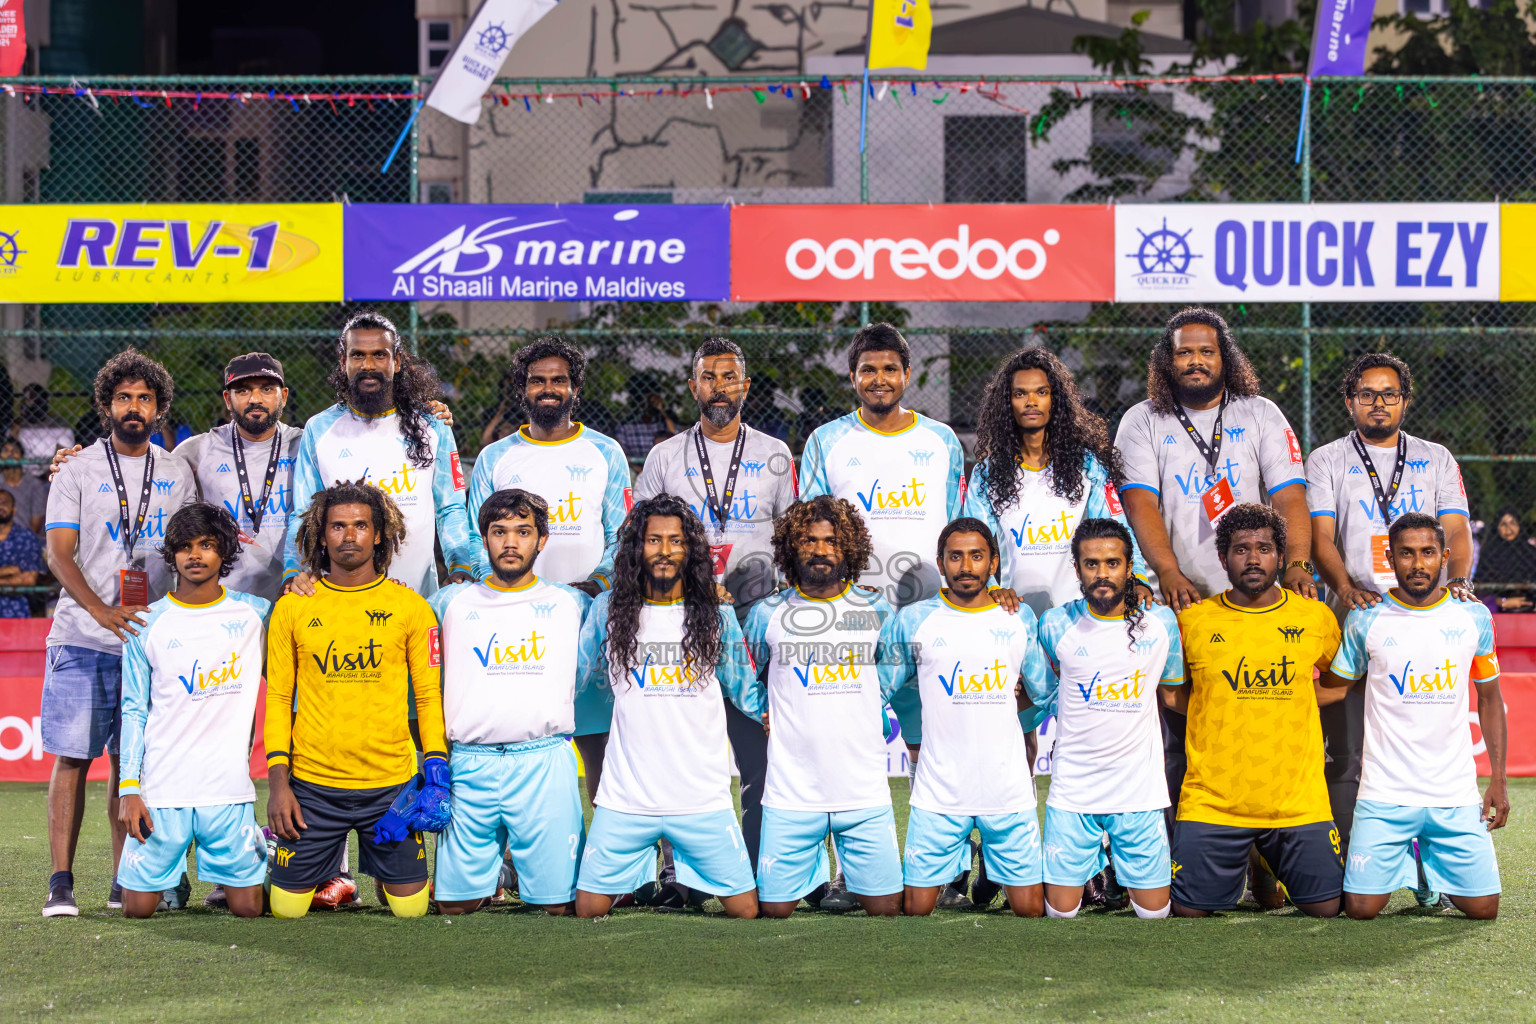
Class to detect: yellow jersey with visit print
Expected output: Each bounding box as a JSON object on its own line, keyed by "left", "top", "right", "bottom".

{"left": 1176, "top": 590, "right": 1341, "bottom": 828}
{"left": 264, "top": 576, "right": 445, "bottom": 789}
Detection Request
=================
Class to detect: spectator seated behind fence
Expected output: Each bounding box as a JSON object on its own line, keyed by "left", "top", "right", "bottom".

{"left": 13, "top": 384, "right": 76, "bottom": 481}
{"left": 1476, "top": 508, "right": 1536, "bottom": 613}
{"left": 0, "top": 439, "right": 47, "bottom": 535}
{"left": 616, "top": 373, "right": 680, "bottom": 457}
{"left": 0, "top": 487, "right": 43, "bottom": 617}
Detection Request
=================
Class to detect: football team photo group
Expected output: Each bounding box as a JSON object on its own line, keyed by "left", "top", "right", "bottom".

{"left": 31, "top": 306, "right": 1509, "bottom": 928}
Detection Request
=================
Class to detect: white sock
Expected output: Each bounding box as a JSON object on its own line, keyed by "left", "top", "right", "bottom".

{"left": 1045, "top": 899, "right": 1081, "bottom": 919}
{"left": 1131, "top": 898, "right": 1171, "bottom": 919}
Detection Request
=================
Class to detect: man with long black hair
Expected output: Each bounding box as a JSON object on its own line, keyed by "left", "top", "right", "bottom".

{"left": 41, "top": 350, "right": 195, "bottom": 917}
{"left": 282, "top": 310, "right": 478, "bottom": 598}
{"left": 965, "top": 347, "right": 1148, "bottom": 617}
{"left": 1033, "top": 518, "right": 1182, "bottom": 920}
{"left": 573, "top": 495, "right": 760, "bottom": 919}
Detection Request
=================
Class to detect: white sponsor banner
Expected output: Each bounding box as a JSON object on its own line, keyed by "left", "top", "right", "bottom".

{"left": 424, "top": 0, "right": 560, "bottom": 124}
{"left": 1115, "top": 203, "right": 1499, "bottom": 302}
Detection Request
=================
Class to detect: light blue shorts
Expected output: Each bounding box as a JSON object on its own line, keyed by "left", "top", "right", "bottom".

{"left": 1345, "top": 800, "right": 1501, "bottom": 898}
{"left": 1042, "top": 806, "right": 1171, "bottom": 889}
{"left": 573, "top": 682, "right": 613, "bottom": 737}
{"left": 115, "top": 802, "right": 267, "bottom": 892}
{"left": 904, "top": 807, "right": 1043, "bottom": 888}
{"left": 433, "top": 738, "right": 586, "bottom": 904}
{"left": 578, "top": 806, "right": 755, "bottom": 897}
{"left": 41, "top": 645, "right": 123, "bottom": 759}
{"left": 756, "top": 805, "right": 903, "bottom": 903}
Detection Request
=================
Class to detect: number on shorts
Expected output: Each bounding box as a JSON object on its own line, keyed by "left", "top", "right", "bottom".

{"left": 240, "top": 823, "right": 263, "bottom": 856}
{"left": 568, "top": 833, "right": 580, "bottom": 860}
{"left": 1329, "top": 827, "right": 1341, "bottom": 856}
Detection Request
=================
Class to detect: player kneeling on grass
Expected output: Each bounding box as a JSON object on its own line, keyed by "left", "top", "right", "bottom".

{"left": 264, "top": 483, "right": 447, "bottom": 919}
{"left": 572, "top": 495, "right": 760, "bottom": 919}
{"left": 880, "top": 517, "right": 1054, "bottom": 917}
{"left": 1030, "top": 519, "right": 1182, "bottom": 920}
{"left": 429, "top": 488, "right": 591, "bottom": 916}
{"left": 745, "top": 497, "right": 902, "bottom": 917}
{"left": 1324, "top": 512, "right": 1508, "bottom": 920}
{"left": 117, "top": 502, "right": 272, "bottom": 918}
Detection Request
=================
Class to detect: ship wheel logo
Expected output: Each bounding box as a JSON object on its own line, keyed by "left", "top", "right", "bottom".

{"left": 0, "top": 230, "right": 25, "bottom": 269}
{"left": 1128, "top": 217, "right": 1200, "bottom": 276}
{"left": 476, "top": 22, "right": 511, "bottom": 55}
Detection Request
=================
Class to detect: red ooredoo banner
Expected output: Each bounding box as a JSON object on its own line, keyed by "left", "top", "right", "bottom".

{"left": 730, "top": 204, "right": 1115, "bottom": 302}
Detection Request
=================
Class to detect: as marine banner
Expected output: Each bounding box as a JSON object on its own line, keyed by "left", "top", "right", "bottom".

{"left": 0, "top": 204, "right": 343, "bottom": 303}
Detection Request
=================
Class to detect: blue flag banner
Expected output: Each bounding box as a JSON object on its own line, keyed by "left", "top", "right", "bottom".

{"left": 343, "top": 203, "right": 731, "bottom": 302}
{"left": 1308, "top": 0, "right": 1374, "bottom": 76}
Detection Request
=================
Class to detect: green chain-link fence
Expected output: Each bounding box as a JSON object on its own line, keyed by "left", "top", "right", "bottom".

{"left": 3, "top": 73, "right": 1535, "bottom": 528}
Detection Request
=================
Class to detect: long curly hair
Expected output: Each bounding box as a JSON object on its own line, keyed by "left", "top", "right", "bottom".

{"left": 1147, "top": 307, "right": 1262, "bottom": 416}
{"left": 973, "top": 347, "right": 1122, "bottom": 512}
{"left": 94, "top": 348, "right": 175, "bottom": 432}
{"left": 327, "top": 311, "right": 445, "bottom": 469}
{"left": 771, "top": 496, "right": 873, "bottom": 590}
{"left": 1070, "top": 518, "right": 1144, "bottom": 650}
{"left": 292, "top": 482, "right": 406, "bottom": 577}
{"left": 510, "top": 336, "right": 586, "bottom": 412}
{"left": 606, "top": 494, "right": 722, "bottom": 682}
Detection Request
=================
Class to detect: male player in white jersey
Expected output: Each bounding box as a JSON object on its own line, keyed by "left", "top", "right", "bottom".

{"left": 744, "top": 496, "right": 900, "bottom": 917}
{"left": 1033, "top": 518, "right": 1182, "bottom": 920}
{"left": 800, "top": 322, "right": 965, "bottom": 773}
{"left": 117, "top": 503, "right": 270, "bottom": 917}
{"left": 41, "top": 350, "right": 196, "bottom": 917}
{"left": 467, "top": 336, "right": 630, "bottom": 802}
{"left": 636, "top": 337, "right": 797, "bottom": 884}
{"left": 1324, "top": 512, "right": 1507, "bottom": 920}
{"left": 1306, "top": 352, "right": 1474, "bottom": 870}
{"left": 429, "top": 488, "right": 591, "bottom": 916}
{"left": 573, "top": 495, "right": 760, "bottom": 919}
{"left": 283, "top": 310, "right": 478, "bottom": 598}
{"left": 880, "top": 517, "right": 1054, "bottom": 917}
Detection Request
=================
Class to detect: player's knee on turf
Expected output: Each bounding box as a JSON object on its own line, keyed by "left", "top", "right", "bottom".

{"left": 854, "top": 893, "right": 902, "bottom": 917}
{"left": 121, "top": 890, "right": 162, "bottom": 919}
{"left": 224, "top": 886, "right": 266, "bottom": 918}
{"left": 1450, "top": 894, "right": 1499, "bottom": 920}
{"left": 720, "top": 891, "right": 759, "bottom": 919}
{"left": 759, "top": 900, "right": 797, "bottom": 918}
{"left": 1295, "top": 896, "right": 1342, "bottom": 918}
{"left": 575, "top": 890, "right": 615, "bottom": 917}
{"left": 436, "top": 899, "right": 484, "bottom": 916}
{"left": 903, "top": 886, "right": 938, "bottom": 915}
{"left": 270, "top": 886, "right": 315, "bottom": 919}
{"left": 1006, "top": 885, "right": 1044, "bottom": 918}
{"left": 383, "top": 882, "right": 430, "bottom": 918}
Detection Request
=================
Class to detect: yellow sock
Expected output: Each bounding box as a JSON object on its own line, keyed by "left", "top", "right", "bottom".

{"left": 270, "top": 886, "right": 315, "bottom": 919}
{"left": 384, "top": 885, "right": 430, "bottom": 918}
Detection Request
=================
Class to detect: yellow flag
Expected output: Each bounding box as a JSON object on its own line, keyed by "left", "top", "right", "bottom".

{"left": 867, "top": 0, "right": 931, "bottom": 70}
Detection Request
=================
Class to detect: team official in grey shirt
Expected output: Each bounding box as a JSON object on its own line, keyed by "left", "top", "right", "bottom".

{"left": 1306, "top": 351, "right": 1474, "bottom": 856}
{"left": 40, "top": 350, "right": 195, "bottom": 918}
{"left": 633, "top": 337, "right": 797, "bottom": 880}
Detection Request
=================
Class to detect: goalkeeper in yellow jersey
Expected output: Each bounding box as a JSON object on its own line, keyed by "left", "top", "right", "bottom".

{"left": 263, "top": 482, "right": 446, "bottom": 919}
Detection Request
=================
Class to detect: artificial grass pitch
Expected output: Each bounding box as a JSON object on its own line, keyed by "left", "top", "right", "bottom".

{"left": 3, "top": 778, "right": 1535, "bottom": 1024}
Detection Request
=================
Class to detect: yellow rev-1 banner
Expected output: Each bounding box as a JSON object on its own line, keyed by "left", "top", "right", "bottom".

{"left": 1501, "top": 203, "right": 1536, "bottom": 301}
{"left": 0, "top": 203, "right": 342, "bottom": 303}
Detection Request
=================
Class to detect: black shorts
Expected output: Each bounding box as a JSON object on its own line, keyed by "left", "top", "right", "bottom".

{"left": 1171, "top": 819, "right": 1344, "bottom": 911}
{"left": 270, "top": 777, "right": 428, "bottom": 891}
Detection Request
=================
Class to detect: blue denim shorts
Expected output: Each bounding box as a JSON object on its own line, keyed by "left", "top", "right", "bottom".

{"left": 41, "top": 644, "right": 123, "bottom": 759}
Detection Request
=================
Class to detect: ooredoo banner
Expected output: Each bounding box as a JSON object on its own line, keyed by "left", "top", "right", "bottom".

{"left": 344, "top": 203, "right": 731, "bottom": 302}
{"left": 0, "top": 203, "right": 343, "bottom": 303}
{"left": 730, "top": 204, "right": 1115, "bottom": 302}
{"left": 1116, "top": 203, "right": 1500, "bottom": 302}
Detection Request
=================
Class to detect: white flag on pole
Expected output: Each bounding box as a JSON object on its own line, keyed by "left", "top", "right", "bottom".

{"left": 425, "top": 0, "right": 560, "bottom": 124}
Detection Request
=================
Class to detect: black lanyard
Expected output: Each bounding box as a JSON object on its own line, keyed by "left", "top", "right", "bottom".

{"left": 103, "top": 437, "right": 154, "bottom": 568}
{"left": 231, "top": 426, "right": 282, "bottom": 534}
{"left": 693, "top": 423, "right": 747, "bottom": 534}
{"left": 1350, "top": 430, "right": 1407, "bottom": 523}
{"left": 1172, "top": 393, "right": 1227, "bottom": 474}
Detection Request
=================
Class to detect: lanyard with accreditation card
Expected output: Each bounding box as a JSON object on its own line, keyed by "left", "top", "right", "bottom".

{"left": 693, "top": 423, "right": 747, "bottom": 577}
{"left": 1172, "top": 393, "right": 1235, "bottom": 523}
{"left": 102, "top": 437, "right": 154, "bottom": 606}
{"left": 1351, "top": 430, "right": 1408, "bottom": 586}
{"left": 231, "top": 425, "right": 282, "bottom": 537}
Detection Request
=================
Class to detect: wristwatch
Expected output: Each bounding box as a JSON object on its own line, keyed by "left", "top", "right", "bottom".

{"left": 1448, "top": 577, "right": 1475, "bottom": 595}
{"left": 1286, "top": 559, "right": 1316, "bottom": 576}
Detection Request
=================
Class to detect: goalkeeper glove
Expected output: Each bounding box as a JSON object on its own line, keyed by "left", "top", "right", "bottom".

{"left": 409, "top": 757, "right": 453, "bottom": 833}
{"left": 372, "top": 775, "right": 423, "bottom": 845}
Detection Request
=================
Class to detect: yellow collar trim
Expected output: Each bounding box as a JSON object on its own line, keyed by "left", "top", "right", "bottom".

{"left": 856, "top": 408, "right": 917, "bottom": 436}
{"left": 1087, "top": 605, "right": 1125, "bottom": 622}
{"left": 346, "top": 405, "right": 396, "bottom": 419}
{"left": 168, "top": 586, "right": 225, "bottom": 609}
{"left": 485, "top": 574, "right": 539, "bottom": 593}
{"left": 795, "top": 583, "right": 851, "bottom": 603}
{"left": 645, "top": 595, "right": 684, "bottom": 606}
{"left": 1387, "top": 589, "right": 1450, "bottom": 611}
{"left": 941, "top": 590, "right": 998, "bottom": 613}
{"left": 1217, "top": 590, "right": 1289, "bottom": 614}
{"left": 518, "top": 422, "right": 585, "bottom": 446}
{"left": 320, "top": 576, "right": 385, "bottom": 593}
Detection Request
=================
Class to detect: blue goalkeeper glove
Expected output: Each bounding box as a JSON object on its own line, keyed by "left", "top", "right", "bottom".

{"left": 372, "top": 775, "right": 422, "bottom": 845}
{"left": 409, "top": 757, "right": 452, "bottom": 833}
